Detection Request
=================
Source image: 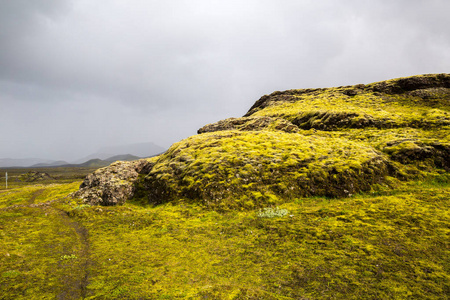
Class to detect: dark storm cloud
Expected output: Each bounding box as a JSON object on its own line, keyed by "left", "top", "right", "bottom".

{"left": 1, "top": 0, "right": 449, "bottom": 160}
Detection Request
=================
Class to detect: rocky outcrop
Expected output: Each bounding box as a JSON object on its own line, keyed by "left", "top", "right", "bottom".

{"left": 245, "top": 73, "right": 450, "bottom": 120}
{"left": 18, "top": 171, "right": 53, "bottom": 182}
{"left": 368, "top": 73, "right": 450, "bottom": 94}
{"left": 71, "top": 159, "right": 156, "bottom": 206}
{"left": 198, "top": 116, "right": 299, "bottom": 133}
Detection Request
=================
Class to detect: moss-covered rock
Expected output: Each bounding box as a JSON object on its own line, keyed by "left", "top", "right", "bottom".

{"left": 382, "top": 139, "right": 450, "bottom": 170}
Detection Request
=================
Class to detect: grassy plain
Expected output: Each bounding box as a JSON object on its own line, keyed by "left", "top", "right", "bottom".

{"left": 1, "top": 167, "right": 449, "bottom": 299}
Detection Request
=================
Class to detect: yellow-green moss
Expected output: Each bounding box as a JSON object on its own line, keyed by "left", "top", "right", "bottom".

{"left": 141, "top": 130, "right": 396, "bottom": 209}
{"left": 249, "top": 89, "right": 449, "bottom": 130}
{"left": 1, "top": 169, "right": 449, "bottom": 299}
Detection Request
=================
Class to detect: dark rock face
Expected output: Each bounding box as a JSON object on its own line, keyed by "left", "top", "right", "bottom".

{"left": 369, "top": 73, "right": 450, "bottom": 94}
{"left": 382, "top": 140, "right": 450, "bottom": 171}
{"left": 71, "top": 159, "right": 156, "bottom": 206}
{"left": 198, "top": 116, "right": 299, "bottom": 134}
{"left": 291, "top": 111, "right": 383, "bottom": 130}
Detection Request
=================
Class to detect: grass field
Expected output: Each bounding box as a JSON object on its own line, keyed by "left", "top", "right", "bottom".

{"left": 0, "top": 167, "right": 449, "bottom": 299}
{"left": 0, "top": 167, "right": 99, "bottom": 191}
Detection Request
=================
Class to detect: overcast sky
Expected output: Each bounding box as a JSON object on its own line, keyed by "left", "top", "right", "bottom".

{"left": 1, "top": 0, "right": 449, "bottom": 161}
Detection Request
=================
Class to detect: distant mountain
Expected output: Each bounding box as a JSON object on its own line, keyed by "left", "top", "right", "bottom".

{"left": 72, "top": 153, "right": 115, "bottom": 164}
{"left": 76, "top": 159, "right": 111, "bottom": 168}
{"left": 72, "top": 142, "right": 165, "bottom": 164}
{"left": 98, "top": 142, "right": 165, "bottom": 158}
{"left": 44, "top": 159, "right": 111, "bottom": 169}
{"left": 104, "top": 154, "right": 141, "bottom": 162}
{"left": 0, "top": 142, "right": 166, "bottom": 168}
{"left": 31, "top": 160, "right": 71, "bottom": 168}
{"left": 0, "top": 154, "right": 148, "bottom": 169}
{"left": 0, "top": 158, "right": 55, "bottom": 168}
{"left": 37, "top": 156, "right": 142, "bottom": 169}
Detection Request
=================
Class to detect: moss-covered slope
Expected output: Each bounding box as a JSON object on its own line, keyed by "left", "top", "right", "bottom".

{"left": 143, "top": 131, "right": 395, "bottom": 209}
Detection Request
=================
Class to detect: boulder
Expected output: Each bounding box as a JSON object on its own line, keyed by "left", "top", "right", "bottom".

{"left": 71, "top": 159, "right": 156, "bottom": 206}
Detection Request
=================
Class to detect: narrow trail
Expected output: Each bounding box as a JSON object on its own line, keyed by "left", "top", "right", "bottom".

{"left": 53, "top": 207, "right": 91, "bottom": 300}
{"left": 2, "top": 197, "right": 92, "bottom": 299}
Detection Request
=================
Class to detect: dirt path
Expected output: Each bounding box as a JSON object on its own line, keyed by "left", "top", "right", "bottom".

{"left": 54, "top": 207, "right": 91, "bottom": 300}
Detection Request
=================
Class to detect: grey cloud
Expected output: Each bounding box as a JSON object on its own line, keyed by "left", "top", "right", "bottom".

{"left": 1, "top": 0, "right": 449, "bottom": 161}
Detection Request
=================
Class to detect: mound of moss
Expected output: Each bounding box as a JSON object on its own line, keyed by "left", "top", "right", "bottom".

{"left": 143, "top": 131, "right": 395, "bottom": 209}
{"left": 75, "top": 74, "right": 449, "bottom": 208}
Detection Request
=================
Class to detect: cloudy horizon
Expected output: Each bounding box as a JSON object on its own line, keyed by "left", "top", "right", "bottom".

{"left": 1, "top": 0, "right": 449, "bottom": 161}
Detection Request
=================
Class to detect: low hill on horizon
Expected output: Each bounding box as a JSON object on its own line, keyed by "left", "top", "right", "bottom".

{"left": 0, "top": 142, "right": 165, "bottom": 168}
{"left": 72, "top": 142, "right": 165, "bottom": 164}
{"left": 31, "top": 155, "right": 144, "bottom": 169}
{"left": 0, "top": 158, "right": 56, "bottom": 168}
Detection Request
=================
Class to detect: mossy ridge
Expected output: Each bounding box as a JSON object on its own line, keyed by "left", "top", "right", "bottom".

{"left": 67, "top": 74, "right": 450, "bottom": 209}
{"left": 248, "top": 89, "right": 449, "bottom": 130}
{"left": 246, "top": 74, "right": 450, "bottom": 130}
{"left": 142, "top": 130, "right": 395, "bottom": 209}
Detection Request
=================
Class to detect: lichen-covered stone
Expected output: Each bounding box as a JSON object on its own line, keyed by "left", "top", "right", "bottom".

{"left": 71, "top": 158, "right": 156, "bottom": 205}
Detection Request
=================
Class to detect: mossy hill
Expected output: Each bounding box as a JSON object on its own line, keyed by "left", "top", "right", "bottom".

{"left": 1, "top": 74, "right": 449, "bottom": 299}
{"left": 131, "top": 73, "right": 448, "bottom": 210}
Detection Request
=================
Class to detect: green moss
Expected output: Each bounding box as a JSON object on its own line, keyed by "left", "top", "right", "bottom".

{"left": 141, "top": 130, "right": 395, "bottom": 209}
{"left": 1, "top": 172, "right": 449, "bottom": 299}
{"left": 248, "top": 88, "right": 450, "bottom": 130}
